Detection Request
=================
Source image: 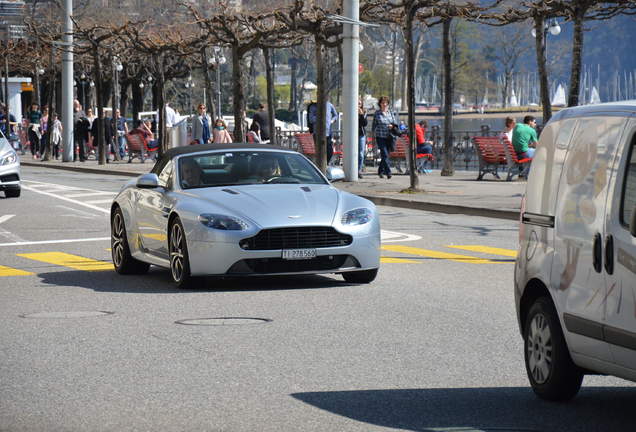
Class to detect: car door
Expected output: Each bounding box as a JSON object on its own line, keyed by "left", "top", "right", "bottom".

{"left": 551, "top": 115, "right": 626, "bottom": 362}
{"left": 604, "top": 119, "right": 636, "bottom": 370}
{"left": 136, "top": 160, "right": 174, "bottom": 258}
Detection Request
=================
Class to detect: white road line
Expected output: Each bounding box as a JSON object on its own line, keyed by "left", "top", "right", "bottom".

{"left": 0, "top": 227, "right": 25, "bottom": 243}
{"left": 85, "top": 199, "right": 114, "bottom": 204}
{"left": 381, "top": 230, "right": 422, "bottom": 243}
{"left": 21, "top": 184, "right": 110, "bottom": 215}
{"left": 0, "top": 214, "right": 15, "bottom": 225}
{"left": 66, "top": 191, "right": 116, "bottom": 198}
{"left": 0, "top": 237, "right": 110, "bottom": 247}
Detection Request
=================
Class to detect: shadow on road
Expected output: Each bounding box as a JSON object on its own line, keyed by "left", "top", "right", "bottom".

{"left": 36, "top": 269, "right": 349, "bottom": 294}
{"left": 291, "top": 386, "right": 636, "bottom": 431}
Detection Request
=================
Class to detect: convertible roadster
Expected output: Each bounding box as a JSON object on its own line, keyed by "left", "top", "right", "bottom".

{"left": 110, "top": 143, "right": 380, "bottom": 288}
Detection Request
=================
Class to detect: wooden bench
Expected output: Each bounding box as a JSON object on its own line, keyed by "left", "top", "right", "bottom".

{"left": 126, "top": 132, "right": 158, "bottom": 163}
{"left": 294, "top": 132, "right": 339, "bottom": 166}
{"left": 473, "top": 136, "right": 531, "bottom": 181}
{"left": 388, "top": 135, "right": 434, "bottom": 174}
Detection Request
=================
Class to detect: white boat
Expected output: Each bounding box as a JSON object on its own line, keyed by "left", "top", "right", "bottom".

{"left": 551, "top": 84, "right": 567, "bottom": 107}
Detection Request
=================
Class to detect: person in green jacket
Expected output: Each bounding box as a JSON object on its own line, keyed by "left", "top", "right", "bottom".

{"left": 512, "top": 115, "right": 539, "bottom": 177}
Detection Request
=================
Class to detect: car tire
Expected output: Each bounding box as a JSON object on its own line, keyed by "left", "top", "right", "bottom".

{"left": 111, "top": 207, "right": 150, "bottom": 275}
{"left": 342, "top": 268, "right": 378, "bottom": 284}
{"left": 524, "top": 296, "right": 583, "bottom": 401}
{"left": 5, "top": 187, "right": 20, "bottom": 198}
{"left": 169, "top": 217, "right": 202, "bottom": 289}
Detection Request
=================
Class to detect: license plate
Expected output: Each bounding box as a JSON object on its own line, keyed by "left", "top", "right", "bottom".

{"left": 282, "top": 249, "right": 317, "bottom": 260}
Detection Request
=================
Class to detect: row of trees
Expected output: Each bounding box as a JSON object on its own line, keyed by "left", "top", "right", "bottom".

{"left": 11, "top": 0, "right": 636, "bottom": 189}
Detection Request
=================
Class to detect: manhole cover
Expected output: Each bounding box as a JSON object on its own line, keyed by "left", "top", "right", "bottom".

{"left": 175, "top": 317, "right": 272, "bottom": 326}
{"left": 20, "top": 311, "right": 114, "bottom": 319}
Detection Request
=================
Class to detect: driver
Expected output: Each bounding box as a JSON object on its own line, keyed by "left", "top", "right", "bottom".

{"left": 254, "top": 155, "right": 280, "bottom": 183}
{"left": 180, "top": 158, "right": 202, "bottom": 188}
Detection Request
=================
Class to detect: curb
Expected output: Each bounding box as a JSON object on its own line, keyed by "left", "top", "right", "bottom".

{"left": 22, "top": 162, "right": 520, "bottom": 220}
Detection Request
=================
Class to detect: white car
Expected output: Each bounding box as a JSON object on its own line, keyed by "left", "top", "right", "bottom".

{"left": 516, "top": 101, "right": 636, "bottom": 400}
{"left": 0, "top": 134, "right": 20, "bottom": 198}
{"left": 110, "top": 143, "right": 381, "bottom": 288}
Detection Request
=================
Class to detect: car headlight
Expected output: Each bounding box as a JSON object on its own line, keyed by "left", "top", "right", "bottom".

{"left": 0, "top": 151, "right": 17, "bottom": 166}
{"left": 198, "top": 213, "right": 248, "bottom": 230}
{"left": 341, "top": 208, "right": 373, "bottom": 225}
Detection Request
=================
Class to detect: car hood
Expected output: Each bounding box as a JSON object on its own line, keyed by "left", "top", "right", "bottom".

{"left": 182, "top": 184, "right": 341, "bottom": 227}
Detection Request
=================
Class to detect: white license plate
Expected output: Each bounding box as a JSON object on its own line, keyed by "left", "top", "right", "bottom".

{"left": 282, "top": 249, "right": 317, "bottom": 260}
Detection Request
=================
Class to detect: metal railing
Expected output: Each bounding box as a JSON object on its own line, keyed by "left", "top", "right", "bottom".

{"left": 274, "top": 125, "right": 500, "bottom": 171}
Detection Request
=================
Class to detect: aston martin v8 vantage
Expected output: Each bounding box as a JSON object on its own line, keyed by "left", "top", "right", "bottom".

{"left": 110, "top": 143, "right": 380, "bottom": 288}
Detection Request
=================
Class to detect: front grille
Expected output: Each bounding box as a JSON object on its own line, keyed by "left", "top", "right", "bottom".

{"left": 0, "top": 174, "right": 19, "bottom": 183}
{"left": 227, "top": 255, "right": 358, "bottom": 274}
{"left": 240, "top": 226, "right": 352, "bottom": 250}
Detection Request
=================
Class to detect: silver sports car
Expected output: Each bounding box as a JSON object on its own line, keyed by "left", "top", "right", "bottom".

{"left": 110, "top": 143, "right": 380, "bottom": 288}
{"left": 0, "top": 133, "right": 20, "bottom": 198}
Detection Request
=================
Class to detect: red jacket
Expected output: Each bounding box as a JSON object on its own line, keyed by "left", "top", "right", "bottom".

{"left": 415, "top": 124, "right": 426, "bottom": 145}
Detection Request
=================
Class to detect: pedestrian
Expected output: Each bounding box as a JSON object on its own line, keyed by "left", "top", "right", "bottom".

{"left": 212, "top": 118, "right": 232, "bottom": 143}
{"left": 251, "top": 103, "right": 270, "bottom": 143}
{"left": 73, "top": 100, "right": 90, "bottom": 162}
{"left": 358, "top": 99, "right": 367, "bottom": 179}
{"left": 40, "top": 106, "right": 49, "bottom": 155}
{"left": 415, "top": 120, "right": 432, "bottom": 173}
{"left": 308, "top": 99, "right": 338, "bottom": 165}
{"left": 0, "top": 105, "right": 17, "bottom": 151}
{"left": 512, "top": 115, "right": 538, "bottom": 178}
{"left": 306, "top": 100, "right": 317, "bottom": 134}
{"left": 372, "top": 96, "right": 397, "bottom": 179}
{"left": 247, "top": 121, "right": 262, "bottom": 144}
{"left": 113, "top": 109, "right": 128, "bottom": 160}
{"left": 49, "top": 113, "right": 62, "bottom": 160}
{"left": 191, "top": 103, "right": 212, "bottom": 145}
{"left": 26, "top": 103, "right": 42, "bottom": 158}
{"left": 129, "top": 120, "right": 159, "bottom": 158}
{"left": 164, "top": 102, "right": 178, "bottom": 148}
{"left": 500, "top": 116, "right": 516, "bottom": 143}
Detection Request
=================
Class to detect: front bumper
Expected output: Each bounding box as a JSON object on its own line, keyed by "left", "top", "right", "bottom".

{"left": 188, "top": 233, "right": 380, "bottom": 276}
{"left": 0, "top": 161, "right": 20, "bottom": 190}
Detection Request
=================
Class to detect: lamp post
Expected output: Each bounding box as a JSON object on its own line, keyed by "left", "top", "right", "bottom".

{"left": 184, "top": 74, "right": 194, "bottom": 113}
{"left": 208, "top": 47, "right": 226, "bottom": 119}
{"left": 531, "top": 17, "right": 561, "bottom": 116}
{"left": 113, "top": 56, "right": 122, "bottom": 117}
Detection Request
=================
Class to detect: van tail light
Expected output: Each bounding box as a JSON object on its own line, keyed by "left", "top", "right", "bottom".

{"left": 519, "top": 194, "right": 526, "bottom": 245}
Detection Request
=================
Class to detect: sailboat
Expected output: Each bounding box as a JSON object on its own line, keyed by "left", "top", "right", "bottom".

{"left": 551, "top": 84, "right": 566, "bottom": 107}
{"left": 510, "top": 89, "right": 519, "bottom": 107}
{"left": 589, "top": 86, "right": 601, "bottom": 104}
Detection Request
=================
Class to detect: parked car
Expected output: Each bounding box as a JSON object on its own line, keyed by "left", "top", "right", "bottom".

{"left": 0, "top": 133, "right": 20, "bottom": 198}
{"left": 516, "top": 101, "right": 636, "bottom": 400}
{"left": 110, "top": 143, "right": 381, "bottom": 288}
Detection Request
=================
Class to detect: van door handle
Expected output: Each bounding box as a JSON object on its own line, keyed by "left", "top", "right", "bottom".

{"left": 593, "top": 233, "right": 603, "bottom": 273}
{"left": 604, "top": 234, "right": 614, "bottom": 275}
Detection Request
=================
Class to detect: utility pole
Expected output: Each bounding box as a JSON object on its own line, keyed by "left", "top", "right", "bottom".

{"left": 61, "top": 0, "right": 73, "bottom": 162}
{"left": 342, "top": 0, "right": 359, "bottom": 181}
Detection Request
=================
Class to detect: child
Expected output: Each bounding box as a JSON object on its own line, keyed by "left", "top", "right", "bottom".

{"left": 212, "top": 118, "right": 232, "bottom": 143}
{"left": 247, "top": 122, "right": 262, "bottom": 143}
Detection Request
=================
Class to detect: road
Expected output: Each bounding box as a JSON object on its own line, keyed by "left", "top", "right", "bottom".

{"left": 0, "top": 167, "right": 634, "bottom": 432}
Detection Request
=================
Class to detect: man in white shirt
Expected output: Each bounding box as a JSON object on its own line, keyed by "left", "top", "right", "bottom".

{"left": 163, "top": 102, "right": 178, "bottom": 148}
{"left": 500, "top": 116, "right": 515, "bottom": 143}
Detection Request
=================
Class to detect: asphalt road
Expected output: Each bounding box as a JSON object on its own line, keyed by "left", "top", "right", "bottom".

{"left": 0, "top": 167, "right": 634, "bottom": 432}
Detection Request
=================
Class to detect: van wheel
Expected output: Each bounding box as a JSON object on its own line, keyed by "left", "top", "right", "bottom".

{"left": 342, "top": 268, "right": 378, "bottom": 284}
{"left": 524, "top": 297, "right": 583, "bottom": 401}
{"left": 5, "top": 187, "right": 20, "bottom": 198}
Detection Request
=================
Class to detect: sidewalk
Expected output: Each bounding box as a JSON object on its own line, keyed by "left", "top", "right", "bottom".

{"left": 20, "top": 153, "right": 525, "bottom": 220}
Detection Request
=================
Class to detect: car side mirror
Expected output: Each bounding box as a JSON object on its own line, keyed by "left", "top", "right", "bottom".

{"left": 631, "top": 204, "right": 636, "bottom": 237}
{"left": 326, "top": 166, "right": 345, "bottom": 182}
{"left": 136, "top": 173, "right": 160, "bottom": 189}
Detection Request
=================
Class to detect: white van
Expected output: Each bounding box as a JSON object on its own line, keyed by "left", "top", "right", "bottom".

{"left": 516, "top": 101, "right": 636, "bottom": 401}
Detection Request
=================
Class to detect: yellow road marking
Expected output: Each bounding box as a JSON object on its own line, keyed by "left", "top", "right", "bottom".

{"left": 381, "top": 257, "right": 420, "bottom": 264}
{"left": 447, "top": 245, "right": 518, "bottom": 258}
{"left": 0, "top": 265, "right": 33, "bottom": 276}
{"left": 17, "top": 252, "right": 112, "bottom": 271}
{"left": 142, "top": 234, "right": 167, "bottom": 242}
{"left": 381, "top": 245, "right": 504, "bottom": 264}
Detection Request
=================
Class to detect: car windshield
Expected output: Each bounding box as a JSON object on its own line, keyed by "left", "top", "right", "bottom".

{"left": 178, "top": 151, "right": 328, "bottom": 189}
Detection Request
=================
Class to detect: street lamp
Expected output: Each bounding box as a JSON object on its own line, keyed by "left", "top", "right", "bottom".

{"left": 184, "top": 75, "right": 194, "bottom": 112}
{"left": 208, "top": 47, "right": 226, "bottom": 119}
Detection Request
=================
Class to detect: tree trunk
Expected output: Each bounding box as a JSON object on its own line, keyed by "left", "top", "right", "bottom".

{"left": 441, "top": 18, "right": 454, "bottom": 177}
{"left": 567, "top": 10, "right": 585, "bottom": 107}
{"left": 131, "top": 79, "right": 143, "bottom": 123}
{"left": 119, "top": 80, "right": 128, "bottom": 118}
{"left": 405, "top": 5, "right": 419, "bottom": 190}
{"left": 93, "top": 48, "right": 106, "bottom": 165}
{"left": 231, "top": 45, "right": 246, "bottom": 142}
{"left": 314, "top": 37, "right": 327, "bottom": 173}
{"left": 201, "top": 47, "right": 216, "bottom": 121}
{"left": 534, "top": 16, "right": 552, "bottom": 123}
{"left": 157, "top": 54, "right": 167, "bottom": 157}
{"left": 263, "top": 47, "right": 276, "bottom": 145}
{"left": 503, "top": 70, "right": 511, "bottom": 108}
{"left": 288, "top": 57, "right": 297, "bottom": 111}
